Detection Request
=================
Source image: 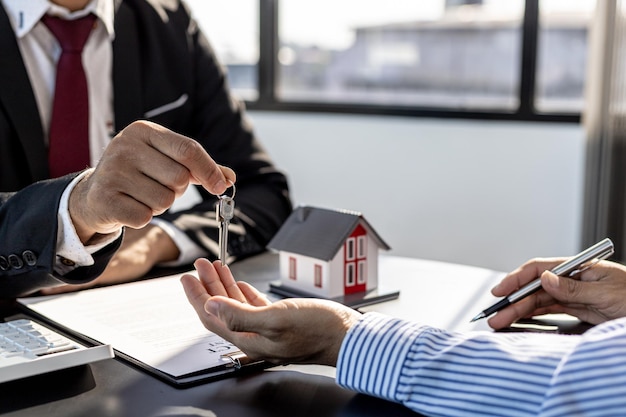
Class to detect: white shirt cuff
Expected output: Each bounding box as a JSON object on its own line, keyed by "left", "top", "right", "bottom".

{"left": 151, "top": 218, "right": 207, "bottom": 266}
{"left": 55, "top": 170, "right": 122, "bottom": 275}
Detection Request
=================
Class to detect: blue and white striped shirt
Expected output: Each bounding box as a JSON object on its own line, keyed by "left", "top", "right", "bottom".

{"left": 336, "top": 313, "right": 626, "bottom": 416}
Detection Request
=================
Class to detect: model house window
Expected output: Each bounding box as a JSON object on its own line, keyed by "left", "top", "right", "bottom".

{"left": 357, "top": 236, "right": 366, "bottom": 258}
{"left": 314, "top": 264, "right": 323, "bottom": 288}
{"left": 346, "top": 238, "right": 355, "bottom": 261}
{"left": 358, "top": 260, "right": 367, "bottom": 285}
{"left": 289, "top": 257, "right": 297, "bottom": 280}
{"left": 345, "top": 263, "right": 355, "bottom": 286}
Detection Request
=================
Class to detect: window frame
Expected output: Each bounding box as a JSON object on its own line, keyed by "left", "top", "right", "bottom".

{"left": 247, "top": 0, "right": 580, "bottom": 123}
{"left": 357, "top": 260, "right": 367, "bottom": 285}
{"left": 314, "top": 264, "right": 323, "bottom": 288}
{"left": 357, "top": 236, "right": 366, "bottom": 259}
{"left": 289, "top": 256, "right": 297, "bottom": 280}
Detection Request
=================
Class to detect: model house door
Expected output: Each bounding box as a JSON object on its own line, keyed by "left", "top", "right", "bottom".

{"left": 344, "top": 225, "right": 367, "bottom": 294}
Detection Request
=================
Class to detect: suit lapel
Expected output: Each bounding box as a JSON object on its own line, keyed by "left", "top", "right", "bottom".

{"left": 112, "top": 1, "right": 143, "bottom": 133}
{"left": 0, "top": 6, "right": 48, "bottom": 181}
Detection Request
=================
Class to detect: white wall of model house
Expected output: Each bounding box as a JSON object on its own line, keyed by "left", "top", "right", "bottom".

{"left": 277, "top": 224, "right": 383, "bottom": 298}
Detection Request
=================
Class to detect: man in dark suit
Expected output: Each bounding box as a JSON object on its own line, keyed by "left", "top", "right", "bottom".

{"left": 0, "top": 0, "right": 292, "bottom": 297}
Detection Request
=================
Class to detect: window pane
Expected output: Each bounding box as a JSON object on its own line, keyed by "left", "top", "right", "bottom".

{"left": 345, "top": 264, "right": 355, "bottom": 286}
{"left": 289, "top": 257, "right": 297, "bottom": 280}
{"left": 346, "top": 238, "right": 355, "bottom": 260}
{"left": 278, "top": 0, "right": 524, "bottom": 110}
{"left": 535, "top": 0, "right": 595, "bottom": 112}
{"left": 185, "top": 0, "right": 259, "bottom": 100}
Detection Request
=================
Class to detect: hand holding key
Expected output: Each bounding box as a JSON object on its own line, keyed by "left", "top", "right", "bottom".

{"left": 69, "top": 121, "right": 236, "bottom": 244}
{"left": 216, "top": 182, "right": 236, "bottom": 265}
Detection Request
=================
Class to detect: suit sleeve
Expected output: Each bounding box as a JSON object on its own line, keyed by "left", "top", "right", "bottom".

{"left": 0, "top": 176, "right": 121, "bottom": 298}
{"left": 146, "top": 3, "right": 292, "bottom": 263}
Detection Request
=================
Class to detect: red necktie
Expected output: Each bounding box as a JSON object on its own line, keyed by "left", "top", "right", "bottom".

{"left": 42, "top": 14, "right": 96, "bottom": 178}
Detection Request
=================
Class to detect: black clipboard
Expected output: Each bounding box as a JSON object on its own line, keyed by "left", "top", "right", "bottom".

{"left": 113, "top": 347, "right": 271, "bottom": 387}
{"left": 17, "top": 303, "right": 272, "bottom": 388}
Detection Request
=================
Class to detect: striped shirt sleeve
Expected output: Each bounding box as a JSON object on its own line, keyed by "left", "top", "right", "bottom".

{"left": 336, "top": 313, "right": 626, "bottom": 417}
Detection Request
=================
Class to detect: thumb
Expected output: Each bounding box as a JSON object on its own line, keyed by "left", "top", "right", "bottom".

{"left": 205, "top": 297, "right": 267, "bottom": 333}
{"left": 541, "top": 271, "right": 588, "bottom": 304}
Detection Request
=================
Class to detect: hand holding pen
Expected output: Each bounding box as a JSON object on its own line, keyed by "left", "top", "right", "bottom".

{"left": 472, "top": 238, "right": 626, "bottom": 329}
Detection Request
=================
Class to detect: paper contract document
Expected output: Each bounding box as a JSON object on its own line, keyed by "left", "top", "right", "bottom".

{"left": 19, "top": 273, "right": 260, "bottom": 386}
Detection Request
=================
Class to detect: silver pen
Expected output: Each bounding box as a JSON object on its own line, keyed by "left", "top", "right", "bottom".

{"left": 471, "top": 238, "right": 614, "bottom": 322}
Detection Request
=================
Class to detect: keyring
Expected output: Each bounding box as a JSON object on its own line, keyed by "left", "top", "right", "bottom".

{"left": 221, "top": 179, "right": 236, "bottom": 199}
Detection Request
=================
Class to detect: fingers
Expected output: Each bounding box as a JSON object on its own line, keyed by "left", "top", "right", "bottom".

{"left": 193, "top": 258, "right": 247, "bottom": 303}
{"left": 74, "top": 120, "right": 237, "bottom": 238}
{"left": 487, "top": 290, "right": 554, "bottom": 329}
{"left": 190, "top": 165, "right": 236, "bottom": 191}
{"left": 192, "top": 258, "right": 268, "bottom": 306}
{"left": 487, "top": 270, "right": 602, "bottom": 330}
{"left": 491, "top": 258, "right": 565, "bottom": 297}
{"left": 219, "top": 166, "right": 236, "bottom": 186}
{"left": 180, "top": 274, "right": 212, "bottom": 318}
{"left": 487, "top": 260, "right": 626, "bottom": 329}
{"left": 181, "top": 274, "right": 267, "bottom": 342}
{"left": 137, "top": 121, "right": 234, "bottom": 195}
{"left": 541, "top": 271, "right": 596, "bottom": 306}
{"left": 204, "top": 297, "right": 269, "bottom": 334}
{"left": 237, "top": 281, "right": 272, "bottom": 307}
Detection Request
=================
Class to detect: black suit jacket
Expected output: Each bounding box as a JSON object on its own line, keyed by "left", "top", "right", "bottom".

{"left": 0, "top": 0, "right": 292, "bottom": 297}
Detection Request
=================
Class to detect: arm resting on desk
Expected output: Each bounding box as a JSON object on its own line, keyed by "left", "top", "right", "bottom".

{"left": 183, "top": 258, "right": 626, "bottom": 416}
{"left": 338, "top": 313, "right": 626, "bottom": 417}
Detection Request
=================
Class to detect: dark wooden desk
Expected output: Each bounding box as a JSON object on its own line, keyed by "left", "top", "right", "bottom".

{"left": 0, "top": 357, "right": 420, "bottom": 416}
{"left": 0, "top": 253, "right": 422, "bottom": 417}
{"left": 1, "top": 252, "right": 588, "bottom": 417}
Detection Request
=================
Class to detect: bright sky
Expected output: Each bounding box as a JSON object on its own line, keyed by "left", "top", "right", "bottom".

{"left": 185, "top": 0, "right": 596, "bottom": 63}
{"left": 280, "top": 0, "right": 446, "bottom": 49}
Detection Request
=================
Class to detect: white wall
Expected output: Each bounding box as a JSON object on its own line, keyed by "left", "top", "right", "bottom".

{"left": 249, "top": 111, "right": 586, "bottom": 272}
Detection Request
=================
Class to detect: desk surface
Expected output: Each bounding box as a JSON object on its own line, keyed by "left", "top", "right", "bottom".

{"left": 0, "top": 253, "right": 576, "bottom": 417}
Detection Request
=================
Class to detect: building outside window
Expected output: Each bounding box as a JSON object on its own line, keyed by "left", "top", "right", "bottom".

{"left": 185, "top": 0, "right": 259, "bottom": 100}
{"left": 278, "top": 0, "right": 524, "bottom": 110}
{"left": 535, "top": 0, "right": 595, "bottom": 112}
{"left": 187, "top": 0, "right": 595, "bottom": 118}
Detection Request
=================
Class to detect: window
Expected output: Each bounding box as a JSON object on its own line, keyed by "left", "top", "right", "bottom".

{"left": 535, "top": 0, "right": 595, "bottom": 112}
{"left": 346, "top": 238, "right": 355, "bottom": 261}
{"left": 185, "top": 0, "right": 259, "bottom": 100}
{"left": 314, "top": 264, "right": 323, "bottom": 288}
{"left": 185, "top": 0, "right": 596, "bottom": 122}
{"left": 345, "top": 263, "right": 355, "bottom": 286}
{"left": 357, "top": 236, "right": 367, "bottom": 258}
{"left": 289, "top": 257, "right": 297, "bottom": 280}
{"left": 278, "top": 0, "right": 524, "bottom": 111}
{"left": 357, "top": 261, "right": 367, "bottom": 285}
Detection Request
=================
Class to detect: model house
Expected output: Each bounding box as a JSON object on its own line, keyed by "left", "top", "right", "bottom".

{"left": 267, "top": 205, "right": 390, "bottom": 299}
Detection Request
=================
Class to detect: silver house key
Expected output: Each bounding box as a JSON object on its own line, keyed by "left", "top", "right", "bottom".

{"left": 216, "top": 182, "right": 236, "bottom": 265}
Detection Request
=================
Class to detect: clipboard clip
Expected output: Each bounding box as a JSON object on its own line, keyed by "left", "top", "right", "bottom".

{"left": 221, "top": 350, "right": 248, "bottom": 370}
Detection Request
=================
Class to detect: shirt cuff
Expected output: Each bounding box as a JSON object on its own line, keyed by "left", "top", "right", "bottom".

{"left": 55, "top": 170, "right": 122, "bottom": 275}
{"left": 336, "top": 313, "right": 428, "bottom": 402}
{"left": 150, "top": 218, "right": 207, "bottom": 266}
